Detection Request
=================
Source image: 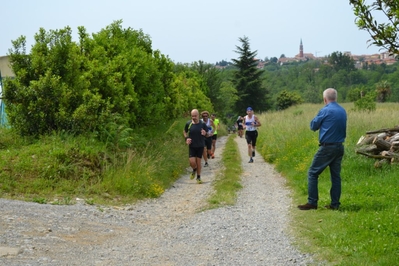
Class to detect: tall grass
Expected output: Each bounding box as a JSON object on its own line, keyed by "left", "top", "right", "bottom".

{"left": 0, "top": 119, "right": 193, "bottom": 204}
{"left": 257, "top": 103, "right": 399, "bottom": 265}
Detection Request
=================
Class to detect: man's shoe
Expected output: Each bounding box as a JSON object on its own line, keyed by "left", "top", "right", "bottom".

{"left": 196, "top": 178, "right": 202, "bottom": 184}
{"left": 204, "top": 162, "right": 209, "bottom": 167}
{"left": 190, "top": 169, "right": 196, "bottom": 180}
{"left": 211, "top": 153, "right": 215, "bottom": 159}
{"left": 190, "top": 168, "right": 197, "bottom": 180}
{"left": 252, "top": 151, "right": 255, "bottom": 157}
{"left": 324, "top": 205, "right": 339, "bottom": 210}
{"left": 297, "top": 203, "right": 317, "bottom": 210}
{"left": 248, "top": 158, "right": 254, "bottom": 163}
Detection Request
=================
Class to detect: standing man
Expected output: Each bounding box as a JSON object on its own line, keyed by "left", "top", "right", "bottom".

{"left": 210, "top": 113, "right": 220, "bottom": 159}
{"left": 243, "top": 107, "right": 261, "bottom": 163}
{"left": 201, "top": 111, "right": 215, "bottom": 167}
{"left": 298, "top": 88, "right": 347, "bottom": 210}
{"left": 183, "top": 109, "right": 208, "bottom": 184}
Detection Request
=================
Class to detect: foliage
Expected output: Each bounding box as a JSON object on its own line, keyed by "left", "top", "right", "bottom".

{"left": 327, "top": 51, "right": 356, "bottom": 72}
{"left": 346, "top": 86, "right": 365, "bottom": 102}
{"left": 303, "top": 86, "right": 322, "bottom": 103}
{"left": 257, "top": 103, "right": 399, "bottom": 265}
{"left": 216, "top": 81, "right": 238, "bottom": 119}
{"left": 231, "top": 36, "right": 270, "bottom": 113}
{"left": 353, "top": 91, "right": 377, "bottom": 112}
{"left": 171, "top": 65, "right": 214, "bottom": 115}
{"left": 187, "top": 61, "right": 224, "bottom": 114}
{"left": 276, "top": 90, "right": 303, "bottom": 110}
{"left": 375, "top": 80, "right": 391, "bottom": 102}
{"left": 259, "top": 56, "right": 399, "bottom": 106}
{"left": 3, "top": 20, "right": 212, "bottom": 137}
{"left": 350, "top": 0, "right": 399, "bottom": 57}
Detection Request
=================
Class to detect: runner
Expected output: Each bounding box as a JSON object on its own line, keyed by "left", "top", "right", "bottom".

{"left": 183, "top": 109, "right": 208, "bottom": 183}
{"left": 243, "top": 107, "right": 261, "bottom": 163}
{"left": 210, "top": 113, "right": 220, "bottom": 158}
{"left": 200, "top": 111, "right": 215, "bottom": 167}
{"left": 236, "top": 115, "right": 244, "bottom": 138}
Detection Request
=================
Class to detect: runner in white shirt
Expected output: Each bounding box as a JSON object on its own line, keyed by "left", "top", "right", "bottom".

{"left": 243, "top": 107, "right": 261, "bottom": 163}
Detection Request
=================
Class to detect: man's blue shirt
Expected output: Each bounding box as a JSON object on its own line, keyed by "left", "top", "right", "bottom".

{"left": 310, "top": 102, "right": 347, "bottom": 143}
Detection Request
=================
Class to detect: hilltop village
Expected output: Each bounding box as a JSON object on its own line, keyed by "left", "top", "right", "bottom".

{"left": 216, "top": 39, "right": 397, "bottom": 69}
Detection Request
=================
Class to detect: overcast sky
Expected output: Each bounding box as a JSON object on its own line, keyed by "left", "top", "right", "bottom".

{"left": 1, "top": 0, "right": 384, "bottom": 64}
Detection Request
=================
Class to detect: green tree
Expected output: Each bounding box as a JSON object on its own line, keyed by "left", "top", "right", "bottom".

{"left": 3, "top": 20, "right": 180, "bottom": 136}
{"left": 354, "top": 91, "right": 377, "bottom": 112}
{"left": 217, "top": 81, "right": 238, "bottom": 120}
{"left": 350, "top": 0, "right": 399, "bottom": 57}
{"left": 231, "top": 36, "right": 270, "bottom": 113}
{"left": 190, "top": 61, "right": 223, "bottom": 113}
{"left": 375, "top": 80, "right": 391, "bottom": 102}
{"left": 276, "top": 90, "right": 303, "bottom": 110}
{"left": 328, "top": 52, "right": 356, "bottom": 72}
{"left": 303, "top": 86, "right": 322, "bottom": 103}
{"left": 347, "top": 86, "right": 366, "bottom": 102}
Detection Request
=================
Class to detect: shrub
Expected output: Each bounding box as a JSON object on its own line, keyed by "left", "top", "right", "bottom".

{"left": 276, "top": 90, "right": 303, "bottom": 110}
{"left": 353, "top": 91, "right": 376, "bottom": 112}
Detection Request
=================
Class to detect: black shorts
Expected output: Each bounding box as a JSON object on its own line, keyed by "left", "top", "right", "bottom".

{"left": 212, "top": 134, "right": 218, "bottom": 140}
{"left": 204, "top": 137, "right": 212, "bottom": 149}
{"left": 189, "top": 146, "right": 204, "bottom": 158}
{"left": 238, "top": 125, "right": 243, "bottom": 130}
{"left": 245, "top": 130, "right": 258, "bottom": 146}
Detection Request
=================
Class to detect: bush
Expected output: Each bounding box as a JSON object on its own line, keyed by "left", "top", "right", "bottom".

{"left": 353, "top": 91, "right": 376, "bottom": 112}
{"left": 276, "top": 90, "right": 303, "bottom": 110}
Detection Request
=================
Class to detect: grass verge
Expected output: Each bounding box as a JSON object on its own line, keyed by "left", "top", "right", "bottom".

{"left": 207, "top": 134, "right": 243, "bottom": 209}
{"left": 0, "top": 119, "right": 191, "bottom": 205}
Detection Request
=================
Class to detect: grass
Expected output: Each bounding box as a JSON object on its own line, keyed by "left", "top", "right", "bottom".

{"left": 2, "top": 102, "right": 399, "bottom": 265}
{"left": 256, "top": 102, "right": 399, "bottom": 265}
{"left": 207, "top": 133, "right": 243, "bottom": 208}
{"left": 0, "top": 119, "right": 192, "bottom": 205}
{"left": 0, "top": 117, "right": 234, "bottom": 207}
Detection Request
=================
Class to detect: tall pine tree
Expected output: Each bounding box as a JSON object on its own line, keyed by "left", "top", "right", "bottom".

{"left": 231, "top": 36, "right": 269, "bottom": 113}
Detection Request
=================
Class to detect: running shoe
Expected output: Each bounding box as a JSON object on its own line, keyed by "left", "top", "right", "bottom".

{"left": 248, "top": 158, "right": 254, "bottom": 163}
{"left": 196, "top": 178, "right": 202, "bottom": 184}
{"left": 190, "top": 169, "right": 196, "bottom": 180}
{"left": 204, "top": 162, "right": 209, "bottom": 167}
{"left": 252, "top": 151, "right": 255, "bottom": 157}
{"left": 211, "top": 153, "right": 215, "bottom": 159}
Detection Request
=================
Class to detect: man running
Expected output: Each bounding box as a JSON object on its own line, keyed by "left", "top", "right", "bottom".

{"left": 243, "top": 107, "right": 261, "bottom": 163}
{"left": 210, "top": 113, "right": 220, "bottom": 159}
{"left": 236, "top": 115, "right": 244, "bottom": 138}
{"left": 183, "top": 109, "right": 208, "bottom": 184}
{"left": 200, "top": 111, "right": 215, "bottom": 167}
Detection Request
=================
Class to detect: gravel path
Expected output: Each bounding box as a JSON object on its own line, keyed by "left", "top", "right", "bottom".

{"left": 0, "top": 135, "right": 315, "bottom": 265}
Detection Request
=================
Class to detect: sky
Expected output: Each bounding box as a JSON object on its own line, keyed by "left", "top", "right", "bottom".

{"left": 1, "top": 0, "right": 384, "bottom": 64}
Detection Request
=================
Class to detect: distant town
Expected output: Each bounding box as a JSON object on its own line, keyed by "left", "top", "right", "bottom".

{"left": 216, "top": 39, "right": 397, "bottom": 69}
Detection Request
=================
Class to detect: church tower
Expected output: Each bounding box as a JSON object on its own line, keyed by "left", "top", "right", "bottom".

{"left": 299, "top": 39, "right": 304, "bottom": 58}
